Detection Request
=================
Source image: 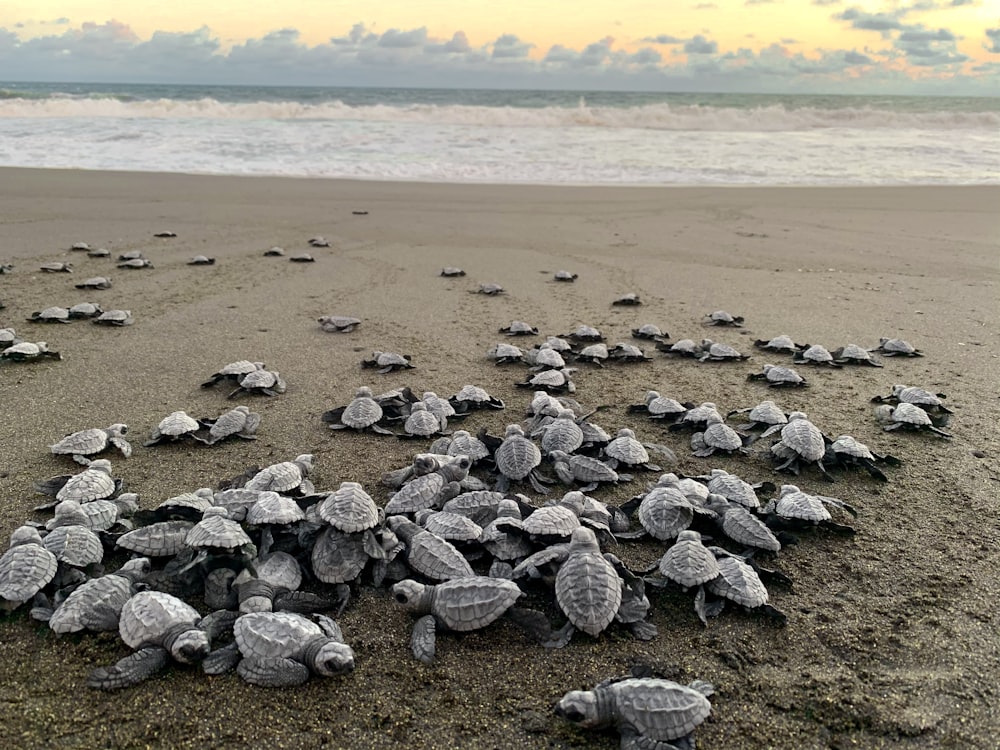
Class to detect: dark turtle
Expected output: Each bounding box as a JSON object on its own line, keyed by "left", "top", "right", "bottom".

{"left": 753, "top": 334, "right": 801, "bottom": 353}
{"left": 201, "top": 360, "right": 265, "bottom": 388}
{"left": 747, "top": 363, "right": 807, "bottom": 387}
{"left": 68, "top": 302, "right": 103, "bottom": 319}
{"left": 2, "top": 341, "right": 62, "bottom": 361}
{"left": 263, "top": 246, "right": 285, "bottom": 256}
{"left": 87, "top": 248, "right": 111, "bottom": 258}
{"left": 612, "top": 293, "right": 641, "bottom": 306}
{"left": 705, "top": 310, "right": 743, "bottom": 326}
{"left": 75, "top": 276, "right": 113, "bottom": 290}
{"left": 289, "top": 253, "right": 315, "bottom": 263}
{"left": 362, "top": 351, "right": 414, "bottom": 374}
{"left": 874, "top": 403, "right": 952, "bottom": 438}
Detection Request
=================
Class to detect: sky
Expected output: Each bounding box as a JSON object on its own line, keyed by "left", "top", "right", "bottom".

{"left": 1, "top": 1, "right": 998, "bottom": 94}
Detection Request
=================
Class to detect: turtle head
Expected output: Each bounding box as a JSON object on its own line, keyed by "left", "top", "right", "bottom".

{"left": 554, "top": 690, "right": 605, "bottom": 728}
{"left": 167, "top": 627, "right": 211, "bottom": 664}
{"left": 110, "top": 423, "right": 128, "bottom": 436}
{"left": 391, "top": 579, "right": 431, "bottom": 614}
{"left": 310, "top": 641, "right": 355, "bottom": 677}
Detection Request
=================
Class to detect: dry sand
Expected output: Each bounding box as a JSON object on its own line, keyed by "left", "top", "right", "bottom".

{"left": 0, "top": 169, "right": 998, "bottom": 749}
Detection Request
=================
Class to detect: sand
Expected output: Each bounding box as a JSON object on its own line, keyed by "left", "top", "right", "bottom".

{"left": 0, "top": 169, "right": 998, "bottom": 749}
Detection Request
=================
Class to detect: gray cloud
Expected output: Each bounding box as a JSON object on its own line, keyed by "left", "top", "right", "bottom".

{"left": 491, "top": 33, "right": 533, "bottom": 59}
{"left": 898, "top": 27, "right": 956, "bottom": 42}
{"left": 684, "top": 35, "right": 718, "bottom": 54}
{"left": 985, "top": 28, "right": 1000, "bottom": 53}
{"left": 378, "top": 28, "right": 428, "bottom": 48}
{"left": 836, "top": 8, "right": 905, "bottom": 34}
{"left": 693, "top": 3, "right": 718, "bottom": 9}
{"left": 812, "top": 0, "right": 842, "bottom": 5}
{"left": 642, "top": 34, "right": 684, "bottom": 44}
{"left": 844, "top": 50, "right": 872, "bottom": 64}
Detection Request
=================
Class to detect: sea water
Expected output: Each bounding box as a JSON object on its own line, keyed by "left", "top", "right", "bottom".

{"left": 0, "top": 82, "right": 997, "bottom": 185}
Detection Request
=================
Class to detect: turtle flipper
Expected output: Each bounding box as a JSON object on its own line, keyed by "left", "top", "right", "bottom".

{"left": 88, "top": 646, "right": 169, "bottom": 689}
{"left": 237, "top": 656, "right": 310, "bottom": 687}
{"left": 202, "top": 642, "right": 241, "bottom": 675}
{"left": 411, "top": 614, "right": 436, "bottom": 664}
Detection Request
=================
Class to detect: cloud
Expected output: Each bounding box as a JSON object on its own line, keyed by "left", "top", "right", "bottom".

{"left": 693, "top": 3, "right": 718, "bottom": 8}
{"left": 426, "top": 31, "right": 470, "bottom": 54}
{"left": 491, "top": 33, "right": 533, "bottom": 59}
{"left": 835, "top": 8, "right": 905, "bottom": 34}
{"left": 745, "top": 0, "right": 778, "bottom": 4}
{"left": 898, "top": 27, "right": 955, "bottom": 42}
{"left": 684, "top": 35, "right": 718, "bottom": 54}
{"left": 642, "top": 34, "right": 684, "bottom": 44}
{"left": 378, "top": 27, "right": 428, "bottom": 48}
{"left": 985, "top": 28, "right": 1000, "bottom": 53}
{"left": 844, "top": 50, "right": 872, "bottom": 64}
{"left": 812, "top": 0, "right": 842, "bottom": 5}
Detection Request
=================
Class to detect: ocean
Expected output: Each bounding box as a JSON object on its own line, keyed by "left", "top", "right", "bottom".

{"left": 1, "top": 82, "right": 997, "bottom": 186}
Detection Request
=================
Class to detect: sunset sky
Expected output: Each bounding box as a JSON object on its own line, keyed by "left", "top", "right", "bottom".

{"left": 2, "top": 1, "right": 998, "bottom": 94}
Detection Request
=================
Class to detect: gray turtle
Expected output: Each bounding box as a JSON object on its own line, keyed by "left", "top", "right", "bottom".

{"left": 415, "top": 510, "right": 483, "bottom": 545}
{"left": 205, "top": 612, "right": 354, "bottom": 686}
{"left": 322, "top": 386, "right": 394, "bottom": 434}
{"left": 631, "top": 323, "right": 668, "bottom": 341}
{"left": 2, "top": 341, "right": 62, "bottom": 361}
{"left": 703, "top": 494, "right": 780, "bottom": 553}
{"left": 0, "top": 328, "right": 22, "bottom": 347}
{"left": 515, "top": 367, "right": 576, "bottom": 394}
{"left": 40, "top": 262, "right": 73, "bottom": 273}
{"left": 753, "top": 334, "right": 801, "bottom": 353}
{"left": 38, "top": 557, "right": 151, "bottom": 634}
{"left": 609, "top": 342, "right": 652, "bottom": 363}
{"left": 727, "top": 399, "right": 788, "bottom": 436}
{"left": 487, "top": 342, "right": 526, "bottom": 365}
{"left": 831, "top": 344, "right": 883, "bottom": 367}
{"left": 604, "top": 428, "right": 672, "bottom": 471}
{"left": 87, "top": 590, "right": 232, "bottom": 689}
{"left": 493, "top": 424, "right": 546, "bottom": 493}
{"left": 384, "top": 457, "right": 471, "bottom": 515}
{"left": 770, "top": 412, "right": 833, "bottom": 480}
{"left": 871, "top": 337, "right": 923, "bottom": 357}
{"left": 42, "top": 524, "right": 104, "bottom": 569}
{"left": 392, "top": 576, "right": 521, "bottom": 663}
{"left": 0, "top": 527, "right": 58, "bottom": 612}
{"left": 612, "top": 293, "right": 642, "bottom": 306}
{"left": 537, "top": 408, "right": 585, "bottom": 455}
{"left": 471, "top": 283, "right": 505, "bottom": 295}
{"left": 705, "top": 548, "right": 787, "bottom": 623}
{"left": 440, "top": 266, "right": 466, "bottom": 277}
{"left": 699, "top": 338, "right": 749, "bottom": 362}
{"left": 362, "top": 350, "right": 414, "bottom": 374}
{"left": 826, "top": 434, "right": 901, "bottom": 481}
{"left": 761, "top": 484, "right": 857, "bottom": 535}
{"left": 554, "top": 527, "right": 623, "bottom": 638}
{"left": 308, "top": 236, "right": 329, "bottom": 247}
{"left": 93, "top": 309, "right": 133, "bottom": 326}
{"left": 656, "top": 338, "right": 702, "bottom": 358}
{"left": 264, "top": 246, "right": 285, "bottom": 256}
{"left": 68, "top": 302, "right": 103, "bottom": 319}
{"left": 187, "top": 255, "right": 215, "bottom": 265}
{"left": 50, "top": 423, "right": 132, "bottom": 465}
{"left": 29, "top": 306, "right": 71, "bottom": 323}
{"left": 554, "top": 270, "right": 577, "bottom": 282}
{"left": 874, "top": 403, "right": 952, "bottom": 438}
{"left": 116, "top": 520, "right": 197, "bottom": 558}
{"left": 318, "top": 315, "right": 361, "bottom": 333}
{"left": 691, "top": 416, "right": 751, "bottom": 458}
{"left": 876, "top": 384, "right": 953, "bottom": 415}
{"left": 625, "top": 483, "right": 698, "bottom": 541}
{"left": 443, "top": 430, "right": 491, "bottom": 465}
{"left": 399, "top": 402, "right": 448, "bottom": 439}
{"left": 575, "top": 342, "right": 610, "bottom": 367}
{"left": 70, "top": 242, "right": 91, "bottom": 251}
{"left": 447, "top": 384, "right": 505, "bottom": 413}
{"left": 46, "top": 497, "right": 133, "bottom": 533}
{"left": 144, "top": 411, "right": 200, "bottom": 446}
{"left": 499, "top": 320, "right": 538, "bottom": 336}
{"left": 669, "top": 402, "right": 724, "bottom": 433}
{"left": 201, "top": 360, "right": 265, "bottom": 388}
{"left": 87, "top": 247, "right": 111, "bottom": 258}
{"left": 563, "top": 325, "right": 604, "bottom": 343}
{"left": 228, "top": 369, "right": 285, "bottom": 398}
{"left": 793, "top": 344, "right": 841, "bottom": 368}
{"left": 385, "top": 516, "right": 475, "bottom": 581}
{"left": 193, "top": 405, "right": 261, "bottom": 444}
{"left": 658, "top": 530, "right": 720, "bottom": 589}
{"left": 33, "top": 458, "right": 119, "bottom": 506}
{"left": 75, "top": 276, "right": 113, "bottom": 289}
{"left": 310, "top": 524, "right": 397, "bottom": 586}
{"left": 318, "top": 482, "right": 380, "bottom": 533}
{"left": 117, "top": 250, "right": 144, "bottom": 261}
{"left": 747, "top": 363, "right": 807, "bottom": 387}
{"left": 289, "top": 253, "right": 315, "bottom": 263}
{"left": 556, "top": 676, "right": 714, "bottom": 750}
{"left": 628, "top": 391, "right": 690, "bottom": 423}
{"left": 705, "top": 310, "right": 743, "bottom": 326}
{"left": 549, "top": 450, "right": 625, "bottom": 491}
{"left": 703, "top": 468, "right": 765, "bottom": 510}
{"left": 117, "top": 258, "right": 153, "bottom": 269}
{"left": 245, "top": 454, "right": 314, "bottom": 494}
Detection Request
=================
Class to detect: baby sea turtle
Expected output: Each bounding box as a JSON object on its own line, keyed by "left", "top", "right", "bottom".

{"left": 1, "top": 341, "right": 61, "bottom": 362}
{"left": 703, "top": 495, "right": 779, "bottom": 553}
{"left": 631, "top": 323, "right": 668, "bottom": 341}
{"left": 93, "top": 309, "right": 133, "bottom": 326}
{"left": 0, "top": 527, "right": 58, "bottom": 612}
{"left": 440, "top": 267, "right": 466, "bottom": 277}
{"left": 705, "top": 548, "right": 787, "bottom": 624}
{"left": 118, "top": 250, "right": 145, "bottom": 261}
{"left": 761, "top": 484, "right": 858, "bottom": 535}
{"left": 874, "top": 403, "right": 952, "bottom": 438}
{"left": 187, "top": 255, "right": 215, "bottom": 265}
{"left": 87, "top": 248, "right": 111, "bottom": 258}
{"left": 87, "top": 590, "right": 231, "bottom": 689}
{"left": 144, "top": 411, "right": 200, "bottom": 447}
{"left": 472, "top": 283, "right": 505, "bottom": 295}
{"left": 385, "top": 516, "right": 475, "bottom": 581}
{"left": 832, "top": 343, "right": 883, "bottom": 367}
{"left": 34, "top": 458, "right": 120, "bottom": 507}
{"left": 770, "top": 412, "right": 833, "bottom": 480}
{"left": 68, "top": 302, "right": 103, "bottom": 319}
{"left": 493, "top": 424, "right": 545, "bottom": 493}
{"left": 524, "top": 342, "right": 566, "bottom": 370}
{"left": 612, "top": 293, "right": 641, "bottom": 306}
{"left": 154, "top": 231, "right": 177, "bottom": 237}
{"left": 705, "top": 310, "right": 743, "bottom": 327}
{"left": 873, "top": 384, "right": 953, "bottom": 415}
{"left": 228, "top": 369, "right": 286, "bottom": 398}
{"left": 553, "top": 270, "right": 577, "bottom": 282}
{"left": 548, "top": 450, "right": 624, "bottom": 491}
{"left": 322, "top": 387, "right": 394, "bottom": 434}
{"left": 202, "top": 360, "right": 265, "bottom": 388}
{"left": 699, "top": 339, "right": 749, "bottom": 362}
{"left": 487, "top": 342, "right": 525, "bottom": 365}
{"left": 515, "top": 367, "right": 576, "bottom": 394}
{"left": 392, "top": 577, "right": 521, "bottom": 664}
{"left": 793, "top": 344, "right": 841, "bottom": 368}
{"left": 308, "top": 236, "right": 330, "bottom": 247}
{"left": 205, "top": 612, "right": 354, "bottom": 686}
{"left": 448, "top": 384, "right": 505, "bottom": 413}
{"left": 753, "top": 334, "right": 801, "bottom": 353}
{"left": 499, "top": 320, "right": 539, "bottom": 336}
{"left": 628, "top": 391, "right": 690, "bottom": 423}
{"left": 362, "top": 351, "right": 414, "bottom": 374}
{"left": 246, "top": 454, "right": 314, "bottom": 494}
{"left": 40, "top": 262, "right": 73, "bottom": 273}
{"left": 264, "top": 246, "right": 285, "bottom": 256}
{"left": 556, "top": 675, "right": 714, "bottom": 750}
{"left": 39, "top": 557, "right": 151, "bottom": 634}
{"left": 70, "top": 242, "right": 91, "bottom": 251}
{"left": 827, "top": 434, "right": 900, "bottom": 481}
{"left": 0, "top": 328, "right": 22, "bottom": 347}
{"left": 656, "top": 338, "right": 702, "bottom": 358}
{"left": 50, "top": 423, "right": 132, "bottom": 465}
{"left": 318, "top": 316, "right": 361, "bottom": 333}
{"left": 193, "top": 405, "right": 261, "bottom": 445}
{"left": 604, "top": 428, "right": 672, "bottom": 472}
{"left": 575, "top": 342, "right": 610, "bottom": 367}
{"left": 117, "top": 258, "right": 153, "bottom": 269}
{"left": 563, "top": 324, "right": 603, "bottom": 343}
{"left": 289, "top": 253, "right": 315, "bottom": 263}
{"left": 747, "top": 363, "right": 807, "bottom": 387}
{"left": 399, "top": 402, "right": 449, "bottom": 439}
{"left": 727, "top": 399, "right": 788, "bottom": 436}
{"left": 554, "top": 527, "right": 623, "bottom": 638}
{"left": 75, "top": 276, "right": 113, "bottom": 290}
{"left": 29, "top": 306, "right": 71, "bottom": 323}
{"left": 609, "top": 343, "right": 652, "bottom": 363}
{"left": 871, "top": 337, "right": 923, "bottom": 357}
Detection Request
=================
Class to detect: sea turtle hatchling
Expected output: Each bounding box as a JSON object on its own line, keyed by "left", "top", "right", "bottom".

{"left": 631, "top": 323, "right": 668, "bottom": 341}
{"left": 0, "top": 526, "right": 58, "bottom": 612}
{"left": 753, "top": 334, "right": 801, "bottom": 353}
{"left": 555, "top": 675, "right": 714, "bottom": 750}
{"left": 398, "top": 402, "right": 448, "bottom": 439}
{"left": 70, "top": 242, "right": 91, "bottom": 251}
{"left": 33, "top": 459, "right": 120, "bottom": 507}
{"left": 471, "top": 283, "right": 505, "bottom": 295}
{"left": 263, "top": 247, "right": 285, "bottom": 256}
{"left": 318, "top": 316, "right": 361, "bottom": 333}
{"left": 727, "top": 399, "right": 788, "bottom": 436}
{"left": 699, "top": 339, "right": 749, "bottom": 362}
{"left": 515, "top": 367, "right": 576, "bottom": 394}
{"left": 826, "top": 434, "right": 900, "bottom": 481}
{"left": 87, "top": 247, "right": 111, "bottom": 258}
{"left": 705, "top": 548, "right": 787, "bottom": 623}
{"left": 656, "top": 338, "right": 702, "bottom": 358}
{"left": 440, "top": 267, "right": 466, "bottom": 277}
{"left": 499, "top": 320, "right": 539, "bottom": 336}
{"left": 187, "top": 255, "right": 216, "bottom": 265}
{"left": 201, "top": 360, "right": 265, "bottom": 388}
{"left": 322, "top": 387, "right": 394, "bottom": 434}
{"left": 289, "top": 253, "right": 315, "bottom": 263}
{"left": 391, "top": 577, "right": 522, "bottom": 663}
{"left": 2, "top": 341, "right": 62, "bottom": 362}
{"left": 575, "top": 342, "right": 610, "bottom": 367}
{"left": 760, "top": 484, "right": 858, "bottom": 535}
{"left": 487, "top": 342, "right": 525, "bottom": 365}
{"left": 75, "top": 276, "right": 112, "bottom": 290}
{"left": 40, "top": 262, "right": 73, "bottom": 273}
{"left": 203, "top": 612, "right": 354, "bottom": 686}
{"left": 871, "top": 337, "right": 923, "bottom": 357}
{"left": 92, "top": 309, "right": 133, "bottom": 326}
{"left": 245, "top": 454, "right": 315, "bottom": 494}
{"left": 87, "top": 590, "right": 233, "bottom": 689}
{"left": 553, "top": 270, "right": 577, "bottom": 282}
{"left": 0, "top": 328, "right": 21, "bottom": 347}
{"left": 29, "top": 306, "right": 71, "bottom": 323}
{"left": 562, "top": 324, "right": 603, "bottom": 343}
{"left": 36, "top": 557, "right": 151, "bottom": 634}
{"left": 118, "top": 250, "right": 144, "bottom": 261}
{"left": 193, "top": 406, "right": 261, "bottom": 445}
{"left": 448, "top": 384, "right": 505, "bottom": 413}
{"left": 770, "top": 412, "right": 834, "bottom": 480}
{"left": 144, "top": 411, "right": 200, "bottom": 446}
{"left": 832, "top": 344, "right": 883, "bottom": 367}
{"left": 628, "top": 391, "right": 690, "bottom": 423}
{"left": 874, "top": 403, "right": 952, "bottom": 438}
{"left": 362, "top": 351, "right": 414, "bottom": 374}
{"left": 117, "top": 258, "right": 153, "bottom": 269}
{"left": 609, "top": 343, "right": 652, "bottom": 363}
{"left": 612, "top": 293, "right": 641, "bottom": 306}
{"left": 492, "top": 424, "right": 546, "bottom": 493}
{"left": 705, "top": 310, "right": 743, "bottom": 327}
{"left": 873, "top": 384, "right": 953, "bottom": 415}
{"left": 793, "top": 344, "right": 841, "bottom": 368}
{"left": 747, "top": 363, "right": 807, "bottom": 388}
{"left": 308, "top": 236, "right": 330, "bottom": 247}
{"left": 50, "top": 423, "right": 132, "bottom": 465}
{"left": 68, "top": 302, "right": 103, "bottom": 319}
{"left": 554, "top": 527, "right": 624, "bottom": 639}
{"left": 228, "top": 369, "right": 286, "bottom": 398}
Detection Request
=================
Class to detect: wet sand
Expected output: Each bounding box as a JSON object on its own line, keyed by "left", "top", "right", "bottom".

{"left": 0, "top": 169, "right": 998, "bottom": 749}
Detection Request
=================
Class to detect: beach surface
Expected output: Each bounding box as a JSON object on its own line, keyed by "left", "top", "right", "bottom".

{"left": 0, "top": 169, "right": 998, "bottom": 749}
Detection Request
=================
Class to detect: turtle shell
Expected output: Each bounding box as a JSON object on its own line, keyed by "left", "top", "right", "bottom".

{"left": 495, "top": 428, "right": 541, "bottom": 480}
{"left": 701, "top": 422, "right": 743, "bottom": 451}
{"left": 32, "top": 306, "right": 70, "bottom": 322}
{"left": 235, "top": 611, "right": 325, "bottom": 659}
{"left": 441, "top": 490, "right": 505, "bottom": 527}
{"left": 246, "top": 457, "right": 310, "bottom": 493}
{"left": 540, "top": 413, "right": 584, "bottom": 455}
{"left": 319, "top": 482, "right": 379, "bottom": 533}
{"left": 311, "top": 526, "right": 369, "bottom": 584}
{"left": 56, "top": 460, "right": 116, "bottom": 502}
{"left": 157, "top": 411, "right": 199, "bottom": 437}
{"left": 50, "top": 427, "right": 111, "bottom": 456}
{"left": 185, "top": 512, "right": 252, "bottom": 551}
{"left": 119, "top": 591, "right": 200, "bottom": 649}
{"left": 427, "top": 576, "right": 521, "bottom": 631}
{"left": 341, "top": 390, "right": 383, "bottom": 429}
{"left": 554, "top": 528, "right": 622, "bottom": 637}
{"left": 0, "top": 534, "right": 58, "bottom": 605}
{"left": 246, "top": 492, "right": 306, "bottom": 526}
{"left": 41, "top": 525, "right": 104, "bottom": 567}
{"left": 93, "top": 309, "right": 133, "bottom": 326}
{"left": 658, "top": 530, "right": 719, "bottom": 587}
{"left": 385, "top": 472, "right": 448, "bottom": 515}
{"left": 606, "top": 678, "right": 712, "bottom": 742}
{"left": 706, "top": 470, "right": 760, "bottom": 510}
{"left": 779, "top": 416, "right": 825, "bottom": 461}
{"left": 605, "top": 429, "right": 650, "bottom": 465}
{"left": 638, "top": 487, "right": 694, "bottom": 540}
{"left": 116, "top": 520, "right": 196, "bottom": 557}
{"left": 521, "top": 504, "right": 580, "bottom": 538}
{"left": 707, "top": 554, "right": 769, "bottom": 608}
{"left": 768, "top": 486, "right": 831, "bottom": 522}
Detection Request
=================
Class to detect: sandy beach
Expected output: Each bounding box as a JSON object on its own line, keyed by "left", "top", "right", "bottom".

{"left": 0, "top": 168, "right": 998, "bottom": 749}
